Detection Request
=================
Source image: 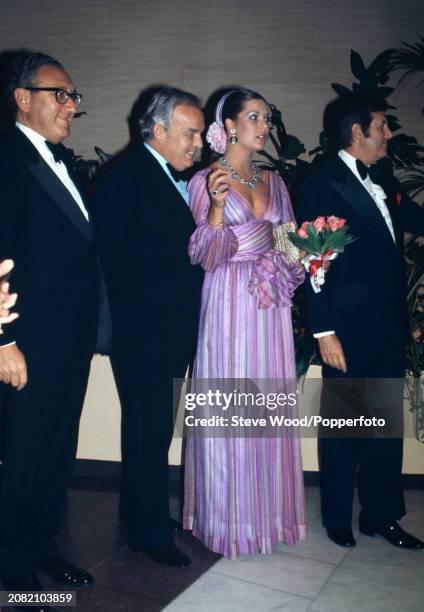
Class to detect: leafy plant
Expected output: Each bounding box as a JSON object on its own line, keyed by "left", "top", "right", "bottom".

{"left": 389, "top": 36, "right": 424, "bottom": 205}
{"left": 390, "top": 36, "right": 424, "bottom": 112}
{"left": 65, "top": 145, "right": 112, "bottom": 198}
{"left": 401, "top": 167, "right": 424, "bottom": 199}
{"left": 258, "top": 103, "right": 310, "bottom": 188}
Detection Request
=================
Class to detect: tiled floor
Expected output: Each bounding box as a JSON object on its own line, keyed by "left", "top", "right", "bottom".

{"left": 47, "top": 484, "right": 220, "bottom": 611}
{"left": 48, "top": 486, "right": 423, "bottom": 611}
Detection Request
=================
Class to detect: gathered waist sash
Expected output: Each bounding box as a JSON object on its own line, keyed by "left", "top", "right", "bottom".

{"left": 229, "top": 219, "right": 274, "bottom": 262}
{"left": 226, "top": 219, "right": 298, "bottom": 309}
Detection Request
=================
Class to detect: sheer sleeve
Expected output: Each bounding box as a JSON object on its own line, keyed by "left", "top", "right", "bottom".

{"left": 188, "top": 170, "right": 238, "bottom": 271}
{"left": 277, "top": 173, "right": 297, "bottom": 226}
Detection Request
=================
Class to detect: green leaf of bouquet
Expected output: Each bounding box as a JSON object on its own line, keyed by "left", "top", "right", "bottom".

{"left": 287, "top": 232, "right": 308, "bottom": 250}
{"left": 324, "top": 227, "right": 356, "bottom": 251}
{"left": 306, "top": 224, "right": 324, "bottom": 253}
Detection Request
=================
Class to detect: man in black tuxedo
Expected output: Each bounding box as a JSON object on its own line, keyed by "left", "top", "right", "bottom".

{"left": 0, "top": 52, "right": 99, "bottom": 598}
{"left": 297, "top": 94, "right": 424, "bottom": 550}
{"left": 92, "top": 88, "right": 204, "bottom": 567}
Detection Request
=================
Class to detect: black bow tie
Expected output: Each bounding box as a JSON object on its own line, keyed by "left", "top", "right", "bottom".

{"left": 45, "top": 141, "right": 71, "bottom": 167}
{"left": 356, "top": 159, "right": 369, "bottom": 181}
{"left": 166, "top": 162, "right": 187, "bottom": 183}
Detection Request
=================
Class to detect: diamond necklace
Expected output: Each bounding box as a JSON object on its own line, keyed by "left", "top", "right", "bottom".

{"left": 220, "top": 157, "right": 260, "bottom": 190}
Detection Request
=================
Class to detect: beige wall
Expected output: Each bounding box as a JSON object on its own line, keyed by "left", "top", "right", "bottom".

{"left": 1, "top": 0, "right": 422, "bottom": 157}
{"left": 1, "top": 0, "right": 423, "bottom": 472}
{"left": 77, "top": 361, "right": 424, "bottom": 474}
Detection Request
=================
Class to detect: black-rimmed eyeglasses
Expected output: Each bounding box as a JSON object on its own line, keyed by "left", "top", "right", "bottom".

{"left": 25, "top": 87, "right": 82, "bottom": 108}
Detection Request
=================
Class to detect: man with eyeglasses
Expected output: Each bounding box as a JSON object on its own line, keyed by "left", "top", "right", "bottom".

{"left": 0, "top": 51, "right": 99, "bottom": 604}
{"left": 23, "top": 86, "right": 82, "bottom": 108}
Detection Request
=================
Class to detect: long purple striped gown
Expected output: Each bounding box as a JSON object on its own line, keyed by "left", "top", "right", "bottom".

{"left": 183, "top": 168, "right": 307, "bottom": 559}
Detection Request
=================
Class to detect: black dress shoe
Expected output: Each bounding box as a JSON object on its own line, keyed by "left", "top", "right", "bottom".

{"left": 327, "top": 528, "right": 356, "bottom": 547}
{"left": 143, "top": 544, "right": 191, "bottom": 567}
{"left": 359, "top": 514, "right": 424, "bottom": 549}
{"left": 1, "top": 574, "right": 49, "bottom": 611}
{"left": 38, "top": 554, "right": 94, "bottom": 585}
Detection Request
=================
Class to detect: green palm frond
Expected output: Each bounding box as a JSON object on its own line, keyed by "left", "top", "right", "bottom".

{"left": 390, "top": 36, "right": 424, "bottom": 110}
{"left": 398, "top": 167, "right": 424, "bottom": 199}
{"left": 391, "top": 36, "right": 424, "bottom": 83}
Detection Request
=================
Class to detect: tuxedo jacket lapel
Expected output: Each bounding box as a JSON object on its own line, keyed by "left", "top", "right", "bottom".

{"left": 138, "top": 145, "right": 196, "bottom": 241}
{"left": 28, "top": 158, "right": 95, "bottom": 243}
{"left": 159, "top": 176, "right": 195, "bottom": 240}
{"left": 381, "top": 183, "right": 404, "bottom": 250}
{"left": 11, "top": 127, "right": 94, "bottom": 243}
{"left": 331, "top": 158, "right": 398, "bottom": 250}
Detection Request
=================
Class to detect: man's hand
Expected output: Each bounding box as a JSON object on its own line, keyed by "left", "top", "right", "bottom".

{"left": 317, "top": 334, "right": 347, "bottom": 373}
{"left": 0, "top": 344, "right": 27, "bottom": 390}
{"left": 0, "top": 259, "right": 19, "bottom": 328}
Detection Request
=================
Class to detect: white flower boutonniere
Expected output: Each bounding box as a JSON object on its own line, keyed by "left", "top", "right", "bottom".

{"left": 372, "top": 184, "right": 387, "bottom": 200}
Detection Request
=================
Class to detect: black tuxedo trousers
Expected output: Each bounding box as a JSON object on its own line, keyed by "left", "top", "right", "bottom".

{"left": 0, "top": 358, "right": 91, "bottom": 577}
{"left": 111, "top": 341, "right": 194, "bottom": 549}
{"left": 319, "top": 340, "right": 406, "bottom": 529}
{"left": 296, "top": 156, "right": 424, "bottom": 530}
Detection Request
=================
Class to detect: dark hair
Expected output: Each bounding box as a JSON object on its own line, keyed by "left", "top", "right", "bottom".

{"left": 4, "top": 51, "right": 64, "bottom": 116}
{"left": 139, "top": 86, "right": 201, "bottom": 142}
{"left": 324, "top": 94, "right": 388, "bottom": 151}
{"left": 221, "top": 87, "right": 268, "bottom": 124}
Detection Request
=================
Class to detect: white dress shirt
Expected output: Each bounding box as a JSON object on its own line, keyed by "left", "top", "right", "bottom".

{"left": 338, "top": 149, "right": 395, "bottom": 241}
{"left": 144, "top": 142, "right": 189, "bottom": 204}
{"left": 16, "top": 122, "right": 89, "bottom": 220}
{"left": 314, "top": 150, "right": 395, "bottom": 339}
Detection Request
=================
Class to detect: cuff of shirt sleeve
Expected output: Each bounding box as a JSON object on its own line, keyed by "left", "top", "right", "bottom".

{"left": 313, "top": 331, "right": 335, "bottom": 338}
{"left": 0, "top": 341, "right": 16, "bottom": 348}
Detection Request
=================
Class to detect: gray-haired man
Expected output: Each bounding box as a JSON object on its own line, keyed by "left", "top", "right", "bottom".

{"left": 91, "top": 87, "right": 204, "bottom": 567}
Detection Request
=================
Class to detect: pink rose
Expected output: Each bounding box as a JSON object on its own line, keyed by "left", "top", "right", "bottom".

{"left": 296, "top": 227, "right": 308, "bottom": 238}
{"left": 313, "top": 216, "right": 327, "bottom": 233}
{"left": 301, "top": 221, "right": 312, "bottom": 231}
{"left": 327, "top": 216, "right": 347, "bottom": 232}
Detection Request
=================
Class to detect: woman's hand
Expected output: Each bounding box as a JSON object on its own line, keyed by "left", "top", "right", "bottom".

{"left": 207, "top": 168, "right": 230, "bottom": 209}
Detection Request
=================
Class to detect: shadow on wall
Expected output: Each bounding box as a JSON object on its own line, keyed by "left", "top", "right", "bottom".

{"left": 0, "top": 49, "right": 36, "bottom": 137}
{"left": 127, "top": 83, "right": 168, "bottom": 146}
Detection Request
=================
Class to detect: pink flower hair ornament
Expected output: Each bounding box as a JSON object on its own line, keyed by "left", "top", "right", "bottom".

{"left": 205, "top": 90, "right": 235, "bottom": 154}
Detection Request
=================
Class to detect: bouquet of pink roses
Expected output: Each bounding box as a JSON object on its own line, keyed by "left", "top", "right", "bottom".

{"left": 288, "top": 216, "right": 355, "bottom": 293}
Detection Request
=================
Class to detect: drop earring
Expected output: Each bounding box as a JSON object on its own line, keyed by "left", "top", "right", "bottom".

{"left": 229, "top": 128, "right": 238, "bottom": 145}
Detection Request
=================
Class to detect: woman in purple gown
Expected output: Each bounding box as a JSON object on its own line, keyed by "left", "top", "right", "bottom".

{"left": 183, "top": 88, "right": 307, "bottom": 558}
